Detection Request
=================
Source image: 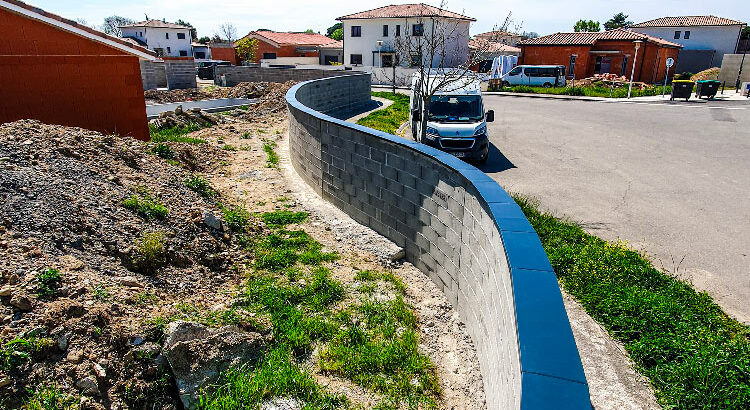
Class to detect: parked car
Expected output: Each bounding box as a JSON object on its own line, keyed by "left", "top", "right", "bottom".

{"left": 410, "top": 74, "right": 494, "bottom": 163}
{"left": 500, "top": 65, "right": 566, "bottom": 87}
{"left": 197, "top": 60, "right": 231, "bottom": 80}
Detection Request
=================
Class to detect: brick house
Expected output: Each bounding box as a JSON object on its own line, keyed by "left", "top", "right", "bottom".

{"left": 0, "top": 0, "right": 156, "bottom": 140}
{"left": 210, "top": 41, "right": 239, "bottom": 65}
{"left": 236, "top": 30, "right": 333, "bottom": 63}
{"left": 519, "top": 28, "right": 682, "bottom": 83}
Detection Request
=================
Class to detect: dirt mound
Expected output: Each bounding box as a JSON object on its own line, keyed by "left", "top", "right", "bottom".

{"left": 691, "top": 67, "right": 720, "bottom": 82}
{"left": 144, "top": 82, "right": 296, "bottom": 105}
{"left": 0, "top": 120, "right": 254, "bottom": 408}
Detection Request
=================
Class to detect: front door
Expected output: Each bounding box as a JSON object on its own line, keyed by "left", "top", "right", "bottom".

{"left": 595, "top": 56, "right": 612, "bottom": 74}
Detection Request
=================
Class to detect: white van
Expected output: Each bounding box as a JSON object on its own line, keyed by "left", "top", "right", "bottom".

{"left": 409, "top": 74, "right": 493, "bottom": 163}
{"left": 500, "top": 65, "right": 567, "bottom": 88}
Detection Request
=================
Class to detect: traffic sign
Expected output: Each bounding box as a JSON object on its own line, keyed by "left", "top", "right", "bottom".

{"left": 666, "top": 57, "right": 674, "bottom": 68}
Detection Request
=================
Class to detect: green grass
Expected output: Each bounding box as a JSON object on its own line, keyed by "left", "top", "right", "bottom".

{"left": 35, "top": 268, "right": 62, "bottom": 299}
{"left": 22, "top": 384, "right": 77, "bottom": 410}
{"left": 1, "top": 336, "right": 54, "bottom": 373}
{"left": 132, "top": 231, "right": 166, "bottom": 273}
{"left": 492, "top": 85, "right": 673, "bottom": 98}
{"left": 357, "top": 92, "right": 410, "bottom": 134}
{"left": 262, "top": 140, "right": 279, "bottom": 168}
{"left": 514, "top": 195, "right": 750, "bottom": 409}
{"left": 122, "top": 187, "right": 169, "bottom": 220}
{"left": 149, "top": 123, "right": 208, "bottom": 144}
{"left": 184, "top": 175, "right": 216, "bottom": 198}
{"left": 262, "top": 211, "right": 308, "bottom": 228}
{"left": 220, "top": 203, "right": 252, "bottom": 233}
{"left": 222, "top": 144, "right": 237, "bottom": 151}
{"left": 151, "top": 143, "right": 175, "bottom": 159}
{"left": 252, "top": 230, "right": 338, "bottom": 272}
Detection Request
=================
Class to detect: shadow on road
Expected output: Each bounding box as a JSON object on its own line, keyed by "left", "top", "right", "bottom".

{"left": 478, "top": 143, "right": 516, "bottom": 173}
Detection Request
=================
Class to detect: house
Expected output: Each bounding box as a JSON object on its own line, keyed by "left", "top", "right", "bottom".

{"left": 470, "top": 38, "right": 520, "bottom": 73}
{"left": 518, "top": 28, "right": 682, "bottom": 83}
{"left": 318, "top": 40, "right": 343, "bottom": 65}
{"left": 474, "top": 30, "right": 524, "bottom": 47}
{"left": 336, "top": 3, "right": 474, "bottom": 68}
{"left": 0, "top": 0, "right": 155, "bottom": 140}
{"left": 629, "top": 16, "right": 746, "bottom": 72}
{"left": 236, "top": 30, "right": 333, "bottom": 64}
{"left": 191, "top": 42, "right": 210, "bottom": 60}
{"left": 120, "top": 19, "right": 193, "bottom": 57}
{"left": 210, "top": 41, "right": 239, "bottom": 65}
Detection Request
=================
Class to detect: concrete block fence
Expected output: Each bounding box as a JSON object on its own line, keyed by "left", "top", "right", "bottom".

{"left": 286, "top": 74, "right": 591, "bottom": 409}
{"left": 215, "top": 66, "right": 352, "bottom": 87}
{"left": 164, "top": 57, "right": 197, "bottom": 90}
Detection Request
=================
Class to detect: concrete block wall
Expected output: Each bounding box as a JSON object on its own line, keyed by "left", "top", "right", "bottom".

{"left": 286, "top": 74, "right": 591, "bottom": 409}
{"left": 718, "top": 54, "right": 750, "bottom": 86}
{"left": 140, "top": 60, "right": 167, "bottom": 90}
{"left": 215, "top": 66, "right": 351, "bottom": 86}
{"left": 164, "top": 57, "right": 197, "bottom": 90}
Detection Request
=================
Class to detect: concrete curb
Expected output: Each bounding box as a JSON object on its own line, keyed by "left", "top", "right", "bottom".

{"left": 482, "top": 91, "right": 608, "bottom": 102}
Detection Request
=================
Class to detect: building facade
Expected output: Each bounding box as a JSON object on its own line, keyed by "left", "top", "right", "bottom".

{"left": 630, "top": 16, "right": 746, "bottom": 72}
{"left": 236, "top": 30, "right": 332, "bottom": 64}
{"left": 337, "top": 4, "right": 474, "bottom": 68}
{"left": 519, "top": 29, "right": 681, "bottom": 83}
{"left": 121, "top": 19, "right": 193, "bottom": 58}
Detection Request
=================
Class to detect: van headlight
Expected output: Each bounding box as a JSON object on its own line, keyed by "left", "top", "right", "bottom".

{"left": 474, "top": 125, "right": 487, "bottom": 136}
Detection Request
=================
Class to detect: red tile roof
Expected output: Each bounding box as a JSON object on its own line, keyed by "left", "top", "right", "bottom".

{"left": 120, "top": 19, "right": 189, "bottom": 29}
{"left": 318, "top": 40, "right": 343, "bottom": 49}
{"left": 337, "top": 3, "right": 475, "bottom": 21}
{"left": 243, "top": 30, "right": 334, "bottom": 46}
{"left": 1, "top": 0, "right": 156, "bottom": 58}
{"left": 474, "top": 30, "right": 522, "bottom": 39}
{"left": 631, "top": 16, "right": 746, "bottom": 28}
{"left": 469, "top": 39, "right": 520, "bottom": 53}
{"left": 519, "top": 28, "right": 682, "bottom": 48}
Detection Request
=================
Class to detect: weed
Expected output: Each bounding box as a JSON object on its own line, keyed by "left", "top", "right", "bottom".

{"left": 357, "top": 92, "right": 410, "bottom": 134}
{"left": 1, "top": 336, "right": 53, "bottom": 373}
{"left": 514, "top": 194, "right": 750, "bottom": 409}
{"left": 132, "top": 231, "right": 166, "bottom": 273}
{"left": 91, "top": 285, "right": 110, "bottom": 301}
{"left": 257, "top": 129, "right": 267, "bottom": 134}
{"left": 261, "top": 211, "right": 308, "bottom": 228}
{"left": 151, "top": 143, "right": 175, "bottom": 159}
{"left": 241, "top": 132, "right": 252, "bottom": 139}
{"left": 132, "top": 291, "right": 158, "bottom": 306}
{"left": 253, "top": 230, "right": 337, "bottom": 272}
{"left": 262, "top": 140, "right": 279, "bottom": 168}
{"left": 35, "top": 268, "right": 62, "bottom": 299}
{"left": 222, "top": 144, "right": 237, "bottom": 151}
{"left": 149, "top": 123, "right": 208, "bottom": 144}
{"left": 22, "top": 384, "right": 77, "bottom": 410}
{"left": 220, "top": 203, "right": 252, "bottom": 232}
{"left": 184, "top": 175, "right": 216, "bottom": 198}
{"left": 122, "top": 188, "right": 168, "bottom": 220}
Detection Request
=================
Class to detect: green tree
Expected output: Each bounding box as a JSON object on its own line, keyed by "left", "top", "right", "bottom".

{"left": 330, "top": 28, "right": 343, "bottom": 41}
{"left": 304, "top": 29, "right": 316, "bottom": 34}
{"left": 235, "top": 37, "right": 259, "bottom": 62}
{"left": 574, "top": 19, "right": 601, "bottom": 32}
{"left": 326, "top": 23, "right": 342, "bottom": 37}
{"left": 175, "top": 19, "right": 198, "bottom": 40}
{"left": 197, "top": 36, "right": 211, "bottom": 44}
{"left": 604, "top": 12, "right": 633, "bottom": 30}
{"left": 742, "top": 26, "right": 750, "bottom": 39}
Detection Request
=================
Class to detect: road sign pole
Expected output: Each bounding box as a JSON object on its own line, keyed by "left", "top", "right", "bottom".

{"left": 663, "top": 57, "right": 674, "bottom": 99}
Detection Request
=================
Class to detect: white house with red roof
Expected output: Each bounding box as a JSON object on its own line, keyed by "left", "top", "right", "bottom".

{"left": 120, "top": 19, "right": 194, "bottom": 58}
{"left": 629, "top": 15, "right": 746, "bottom": 72}
{"left": 336, "top": 3, "right": 475, "bottom": 68}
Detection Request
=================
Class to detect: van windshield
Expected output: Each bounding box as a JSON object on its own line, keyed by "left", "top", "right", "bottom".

{"left": 428, "top": 95, "right": 483, "bottom": 122}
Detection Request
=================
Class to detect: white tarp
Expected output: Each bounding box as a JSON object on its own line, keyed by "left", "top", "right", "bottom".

{"left": 490, "top": 55, "right": 519, "bottom": 80}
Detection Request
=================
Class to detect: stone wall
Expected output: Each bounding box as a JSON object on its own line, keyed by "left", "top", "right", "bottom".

{"left": 286, "top": 74, "right": 591, "bottom": 409}
{"left": 164, "top": 57, "right": 197, "bottom": 90}
{"left": 215, "top": 66, "right": 352, "bottom": 86}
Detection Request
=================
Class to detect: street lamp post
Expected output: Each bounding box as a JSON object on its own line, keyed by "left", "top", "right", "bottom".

{"left": 627, "top": 40, "right": 643, "bottom": 99}
{"left": 377, "top": 40, "right": 383, "bottom": 68}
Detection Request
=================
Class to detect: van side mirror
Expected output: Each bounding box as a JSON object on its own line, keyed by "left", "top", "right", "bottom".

{"left": 412, "top": 109, "right": 422, "bottom": 122}
{"left": 486, "top": 110, "right": 495, "bottom": 123}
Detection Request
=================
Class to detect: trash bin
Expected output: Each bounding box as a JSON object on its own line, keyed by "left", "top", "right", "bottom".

{"left": 695, "top": 80, "right": 721, "bottom": 100}
{"left": 670, "top": 80, "right": 694, "bottom": 101}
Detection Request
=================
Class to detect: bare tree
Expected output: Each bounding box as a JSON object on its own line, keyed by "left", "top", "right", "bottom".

{"left": 216, "top": 23, "right": 238, "bottom": 42}
{"left": 387, "top": 1, "right": 493, "bottom": 142}
{"left": 101, "top": 15, "right": 134, "bottom": 37}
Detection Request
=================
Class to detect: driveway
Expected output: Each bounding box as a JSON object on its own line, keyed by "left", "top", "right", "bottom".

{"left": 481, "top": 96, "right": 750, "bottom": 323}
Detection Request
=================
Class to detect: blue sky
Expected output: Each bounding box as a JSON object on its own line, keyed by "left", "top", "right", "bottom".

{"left": 31, "top": 0, "right": 749, "bottom": 38}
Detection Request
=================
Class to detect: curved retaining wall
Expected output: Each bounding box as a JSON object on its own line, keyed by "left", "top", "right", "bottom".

{"left": 286, "top": 74, "right": 590, "bottom": 409}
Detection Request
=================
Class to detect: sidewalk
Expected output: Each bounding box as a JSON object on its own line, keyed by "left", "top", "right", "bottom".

{"left": 483, "top": 89, "right": 749, "bottom": 103}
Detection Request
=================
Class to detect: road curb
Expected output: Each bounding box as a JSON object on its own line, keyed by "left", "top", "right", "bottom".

{"left": 482, "top": 91, "right": 608, "bottom": 102}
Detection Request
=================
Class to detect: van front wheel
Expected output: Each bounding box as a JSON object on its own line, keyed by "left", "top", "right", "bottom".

{"left": 543, "top": 82, "right": 553, "bottom": 88}
{"left": 502, "top": 81, "right": 510, "bottom": 88}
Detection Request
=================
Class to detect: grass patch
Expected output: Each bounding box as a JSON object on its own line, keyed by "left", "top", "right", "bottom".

{"left": 222, "top": 144, "right": 237, "bottom": 151}
{"left": 514, "top": 194, "right": 750, "bottom": 409}
{"left": 122, "top": 187, "right": 169, "bottom": 220}
{"left": 35, "top": 268, "right": 62, "bottom": 299}
{"left": 262, "top": 139, "right": 279, "bottom": 168}
{"left": 184, "top": 175, "right": 216, "bottom": 198}
{"left": 1, "top": 336, "right": 54, "bottom": 373}
{"left": 132, "top": 231, "right": 166, "bottom": 273}
{"left": 241, "top": 132, "right": 252, "bottom": 139}
{"left": 357, "top": 92, "right": 410, "bottom": 134}
{"left": 149, "top": 123, "right": 208, "bottom": 144}
{"left": 220, "top": 203, "right": 252, "bottom": 233}
{"left": 151, "top": 143, "right": 175, "bottom": 159}
{"left": 253, "top": 230, "right": 338, "bottom": 272}
{"left": 492, "top": 85, "right": 672, "bottom": 98}
{"left": 262, "top": 211, "right": 308, "bottom": 228}
{"left": 22, "top": 384, "right": 77, "bottom": 410}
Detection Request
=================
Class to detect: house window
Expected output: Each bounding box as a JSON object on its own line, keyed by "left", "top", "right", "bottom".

{"left": 195, "top": 51, "right": 206, "bottom": 59}
{"left": 674, "top": 30, "right": 681, "bottom": 39}
{"left": 350, "top": 54, "right": 363, "bottom": 65}
{"left": 410, "top": 53, "right": 422, "bottom": 67}
{"left": 383, "top": 25, "right": 389, "bottom": 37}
{"left": 412, "top": 24, "right": 424, "bottom": 36}
{"left": 177, "top": 32, "right": 186, "bottom": 40}
{"left": 167, "top": 47, "right": 171, "bottom": 54}
{"left": 263, "top": 52, "right": 277, "bottom": 59}
{"left": 569, "top": 55, "right": 577, "bottom": 77}
{"left": 166, "top": 32, "right": 169, "bottom": 39}
{"left": 684, "top": 31, "right": 691, "bottom": 39}
{"left": 351, "top": 26, "right": 361, "bottom": 37}
{"left": 396, "top": 25, "right": 401, "bottom": 37}
{"left": 621, "top": 56, "right": 628, "bottom": 75}
{"left": 154, "top": 48, "right": 164, "bottom": 57}
{"left": 179, "top": 50, "right": 188, "bottom": 56}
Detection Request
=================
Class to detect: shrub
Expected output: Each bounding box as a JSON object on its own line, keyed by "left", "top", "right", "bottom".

{"left": 133, "top": 231, "right": 167, "bottom": 273}
{"left": 184, "top": 175, "right": 216, "bottom": 198}
{"left": 35, "top": 268, "right": 62, "bottom": 299}
{"left": 122, "top": 188, "right": 169, "bottom": 220}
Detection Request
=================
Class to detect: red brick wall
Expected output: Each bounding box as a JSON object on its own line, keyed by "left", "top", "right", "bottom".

{"left": 0, "top": 8, "right": 149, "bottom": 140}
{"left": 210, "top": 46, "right": 238, "bottom": 65}
{"left": 243, "top": 40, "right": 320, "bottom": 63}
{"left": 520, "top": 45, "right": 592, "bottom": 79}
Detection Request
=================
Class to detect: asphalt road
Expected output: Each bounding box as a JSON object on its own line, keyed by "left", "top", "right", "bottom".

{"left": 481, "top": 95, "right": 750, "bottom": 324}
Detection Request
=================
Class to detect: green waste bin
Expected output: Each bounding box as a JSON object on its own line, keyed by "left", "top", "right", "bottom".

{"left": 670, "top": 80, "right": 694, "bottom": 101}
{"left": 696, "top": 80, "right": 721, "bottom": 100}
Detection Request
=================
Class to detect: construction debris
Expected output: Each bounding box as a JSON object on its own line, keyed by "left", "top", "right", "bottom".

{"left": 148, "top": 106, "right": 225, "bottom": 129}
{"left": 145, "top": 82, "right": 297, "bottom": 105}
{"left": 573, "top": 73, "right": 651, "bottom": 90}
